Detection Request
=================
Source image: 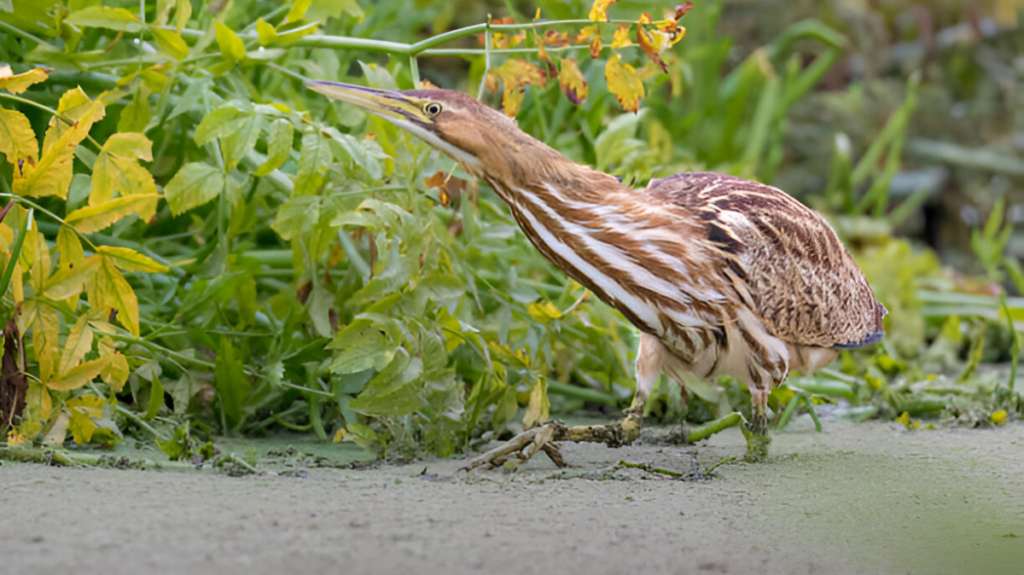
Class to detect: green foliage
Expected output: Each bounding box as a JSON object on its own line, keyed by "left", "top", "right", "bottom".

{"left": 0, "top": 0, "right": 1019, "bottom": 459}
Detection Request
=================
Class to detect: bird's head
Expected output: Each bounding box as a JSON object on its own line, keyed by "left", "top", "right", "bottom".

{"left": 306, "top": 80, "right": 565, "bottom": 185}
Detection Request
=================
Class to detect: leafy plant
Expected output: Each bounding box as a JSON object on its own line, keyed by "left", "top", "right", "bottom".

{"left": 0, "top": 0, "right": 1018, "bottom": 462}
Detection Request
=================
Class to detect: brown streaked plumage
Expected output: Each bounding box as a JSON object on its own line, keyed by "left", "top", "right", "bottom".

{"left": 308, "top": 81, "right": 885, "bottom": 467}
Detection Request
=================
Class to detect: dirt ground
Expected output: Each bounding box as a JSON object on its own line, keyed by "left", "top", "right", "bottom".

{"left": 2, "top": 418, "right": 1022, "bottom": 575}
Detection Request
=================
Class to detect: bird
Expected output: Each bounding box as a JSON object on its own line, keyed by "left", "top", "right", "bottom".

{"left": 307, "top": 80, "right": 886, "bottom": 469}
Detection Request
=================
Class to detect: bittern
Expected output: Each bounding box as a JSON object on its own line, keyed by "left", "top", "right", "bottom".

{"left": 308, "top": 80, "right": 885, "bottom": 469}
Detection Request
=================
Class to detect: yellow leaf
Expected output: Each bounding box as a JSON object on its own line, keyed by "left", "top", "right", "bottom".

{"left": 25, "top": 381, "right": 52, "bottom": 421}
{"left": 0, "top": 67, "right": 49, "bottom": 95}
{"left": 91, "top": 133, "right": 157, "bottom": 206}
{"left": 56, "top": 226, "right": 84, "bottom": 273}
{"left": 97, "top": 246, "right": 169, "bottom": 273}
{"left": 488, "top": 59, "right": 547, "bottom": 117}
{"left": 588, "top": 0, "right": 620, "bottom": 22}
{"left": 6, "top": 429, "right": 26, "bottom": 446}
{"left": 21, "top": 300, "right": 58, "bottom": 383}
{"left": 522, "top": 377, "right": 550, "bottom": 429}
{"left": 0, "top": 108, "right": 38, "bottom": 165}
{"left": 605, "top": 54, "right": 645, "bottom": 112}
{"left": 90, "top": 256, "right": 140, "bottom": 337}
{"left": 59, "top": 315, "right": 94, "bottom": 375}
{"left": 611, "top": 24, "right": 632, "bottom": 48}
{"left": 286, "top": 0, "right": 312, "bottom": 23}
{"left": 151, "top": 28, "right": 190, "bottom": 60}
{"left": 214, "top": 21, "right": 246, "bottom": 62}
{"left": 68, "top": 409, "right": 95, "bottom": 445}
{"left": 16, "top": 92, "right": 104, "bottom": 198}
{"left": 558, "top": 58, "right": 589, "bottom": 104}
{"left": 100, "top": 352, "right": 130, "bottom": 392}
{"left": 65, "top": 194, "right": 160, "bottom": 233}
{"left": 527, "top": 301, "right": 562, "bottom": 324}
{"left": 256, "top": 18, "right": 277, "bottom": 45}
{"left": 47, "top": 356, "right": 111, "bottom": 391}
{"left": 42, "top": 255, "right": 101, "bottom": 301}
{"left": 67, "top": 394, "right": 105, "bottom": 418}
{"left": 991, "top": 410, "right": 1007, "bottom": 425}
{"left": 55, "top": 225, "right": 84, "bottom": 309}
{"left": 28, "top": 220, "right": 50, "bottom": 293}
{"left": 175, "top": 0, "right": 192, "bottom": 31}
{"left": 43, "top": 88, "right": 102, "bottom": 150}
{"left": 637, "top": 17, "right": 670, "bottom": 73}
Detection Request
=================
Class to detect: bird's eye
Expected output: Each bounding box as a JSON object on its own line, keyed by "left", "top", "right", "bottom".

{"left": 424, "top": 102, "right": 442, "bottom": 117}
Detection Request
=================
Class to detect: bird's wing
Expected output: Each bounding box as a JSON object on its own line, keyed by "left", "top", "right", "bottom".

{"left": 645, "top": 172, "right": 885, "bottom": 349}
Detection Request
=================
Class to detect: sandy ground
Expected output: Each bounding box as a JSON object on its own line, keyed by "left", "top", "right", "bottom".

{"left": 2, "top": 418, "right": 1022, "bottom": 575}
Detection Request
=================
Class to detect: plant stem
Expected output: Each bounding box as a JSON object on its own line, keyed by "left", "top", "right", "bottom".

{"left": 0, "top": 206, "right": 30, "bottom": 300}
{"left": 684, "top": 412, "right": 746, "bottom": 443}
{"left": 615, "top": 460, "right": 684, "bottom": 478}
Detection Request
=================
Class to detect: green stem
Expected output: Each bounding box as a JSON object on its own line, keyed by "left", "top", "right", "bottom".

{"left": 684, "top": 412, "right": 746, "bottom": 443}
{"left": 0, "top": 206, "right": 30, "bottom": 300}
{"left": 703, "top": 455, "right": 737, "bottom": 475}
{"left": 0, "top": 20, "right": 56, "bottom": 49}
{"left": 0, "top": 446, "right": 212, "bottom": 471}
{"left": 546, "top": 379, "right": 618, "bottom": 407}
{"left": 615, "top": 460, "right": 684, "bottom": 478}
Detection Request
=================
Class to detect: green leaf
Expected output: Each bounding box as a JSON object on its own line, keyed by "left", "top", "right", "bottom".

{"left": 294, "top": 132, "right": 332, "bottom": 196}
{"left": 194, "top": 106, "right": 246, "bottom": 146}
{"left": 214, "top": 21, "right": 246, "bottom": 62}
{"left": 65, "top": 6, "right": 143, "bottom": 33}
{"left": 272, "top": 195, "right": 320, "bottom": 240}
{"left": 47, "top": 356, "right": 110, "bottom": 391}
{"left": 255, "top": 119, "right": 293, "bottom": 176}
{"left": 164, "top": 162, "right": 224, "bottom": 215}
{"left": 144, "top": 374, "right": 165, "bottom": 419}
{"left": 328, "top": 320, "right": 396, "bottom": 374}
{"left": 214, "top": 338, "right": 248, "bottom": 429}
{"left": 65, "top": 194, "right": 159, "bottom": 233}
{"left": 118, "top": 86, "right": 151, "bottom": 134}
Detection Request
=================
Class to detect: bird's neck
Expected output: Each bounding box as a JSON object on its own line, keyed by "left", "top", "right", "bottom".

{"left": 478, "top": 156, "right": 681, "bottom": 334}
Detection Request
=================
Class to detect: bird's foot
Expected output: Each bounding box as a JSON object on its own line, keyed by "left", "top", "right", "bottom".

{"left": 461, "top": 411, "right": 644, "bottom": 472}
{"left": 743, "top": 412, "right": 772, "bottom": 462}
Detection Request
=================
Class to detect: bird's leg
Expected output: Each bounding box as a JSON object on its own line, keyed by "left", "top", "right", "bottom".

{"left": 460, "top": 334, "right": 664, "bottom": 472}
{"left": 744, "top": 388, "right": 772, "bottom": 461}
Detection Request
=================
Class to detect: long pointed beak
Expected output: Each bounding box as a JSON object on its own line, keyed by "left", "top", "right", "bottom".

{"left": 306, "top": 80, "right": 427, "bottom": 124}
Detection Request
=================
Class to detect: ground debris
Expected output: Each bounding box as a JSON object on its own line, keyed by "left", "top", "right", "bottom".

{"left": 613, "top": 453, "right": 737, "bottom": 481}
{"left": 417, "top": 467, "right": 457, "bottom": 483}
